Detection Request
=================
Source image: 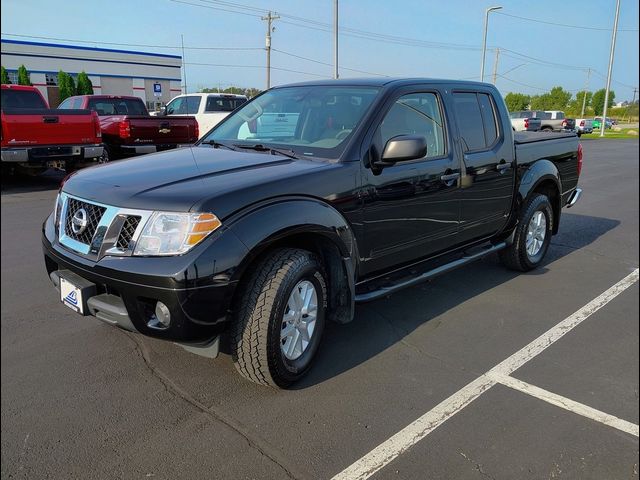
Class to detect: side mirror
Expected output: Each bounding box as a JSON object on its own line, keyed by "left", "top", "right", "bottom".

{"left": 379, "top": 135, "right": 427, "bottom": 166}
{"left": 160, "top": 106, "right": 168, "bottom": 116}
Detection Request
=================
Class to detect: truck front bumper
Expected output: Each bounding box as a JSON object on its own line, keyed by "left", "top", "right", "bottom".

{"left": 42, "top": 214, "right": 240, "bottom": 355}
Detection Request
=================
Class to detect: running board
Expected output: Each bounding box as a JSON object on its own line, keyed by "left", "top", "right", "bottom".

{"left": 355, "top": 242, "right": 507, "bottom": 303}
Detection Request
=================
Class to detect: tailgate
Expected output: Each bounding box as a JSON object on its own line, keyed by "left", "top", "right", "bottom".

{"left": 126, "top": 116, "right": 197, "bottom": 144}
{"left": 2, "top": 109, "right": 97, "bottom": 146}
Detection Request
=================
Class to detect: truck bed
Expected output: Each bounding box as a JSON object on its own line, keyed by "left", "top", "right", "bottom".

{"left": 514, "top": 131, "right": 580, "bottom": 207}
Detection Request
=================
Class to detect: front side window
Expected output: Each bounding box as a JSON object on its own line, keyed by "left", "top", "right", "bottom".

{"left": 378, "top": 92, "right": 446, "bottom": 159}
{"left": 166, "top": 96, "right": 186, "bottom": 115}
{"left": 186, "top": 96, "right": 201, "bottom": 114}
{"left": 202, "top": 86, "right": 380, "bottom": 158}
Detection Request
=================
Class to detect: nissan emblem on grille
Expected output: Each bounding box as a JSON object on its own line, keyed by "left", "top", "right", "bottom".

{"left": 71, "top": 208, "right": 88, "bottom": 234}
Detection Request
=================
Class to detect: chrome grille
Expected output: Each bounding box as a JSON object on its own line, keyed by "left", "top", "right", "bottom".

{"left": 116, "top": 216, "right": 141, "bottom": 251}
{"left": 64, "top": 198, "right": 106, "bottom": 245}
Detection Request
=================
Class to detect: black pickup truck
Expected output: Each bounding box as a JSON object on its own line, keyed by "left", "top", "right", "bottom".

{"left": 43, "top": 79, "right": 582, "bottom": 388}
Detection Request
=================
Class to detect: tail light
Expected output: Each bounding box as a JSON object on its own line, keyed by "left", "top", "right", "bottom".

{"left": 524, "top": 118, "right": 529, "bottom": 129}
{"left": 562, "top": 119, "right": 567, "bottom": 127}
{"left": 91, "top": 111, "right": 101, "bottom": 139}
{"left": 580, "top": 120, "right": 585, "bottom": 127}
{"left": 577, "top": 143, "right": 583, "bottom": 176}
{"left": 194, "top": 121, "right": 199, "bottom": 140}
{"left": 119, "top": 119, "right": 131, "bottom": 139}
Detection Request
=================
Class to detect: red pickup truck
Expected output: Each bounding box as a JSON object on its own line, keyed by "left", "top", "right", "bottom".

{"left": 1, "top": 85, "right": 103, "bottom": 173}
{"left": 59, "top": 95, "right": 198, "bottom": 161}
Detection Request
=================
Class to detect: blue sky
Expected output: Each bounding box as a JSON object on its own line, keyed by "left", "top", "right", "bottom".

{"left": 2, "top": 0, "right": 638, "bottom": 100}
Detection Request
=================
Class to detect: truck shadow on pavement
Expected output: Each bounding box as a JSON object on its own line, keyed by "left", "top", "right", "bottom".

{"left": 0, "top": 169, "right": 65, "bottom": 194}
{"left": 293, "top": 213, "right": 620, "bottom": 389}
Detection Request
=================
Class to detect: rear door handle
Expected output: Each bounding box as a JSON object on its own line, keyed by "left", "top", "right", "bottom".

{"left": 496, "top": 161, "right": 512, "bottom": 173}
{"left": 440, "top": 172, "right": 460, "bottom": 186}
{"left": 43, "top": 116, "right": 59, "bottom": 124}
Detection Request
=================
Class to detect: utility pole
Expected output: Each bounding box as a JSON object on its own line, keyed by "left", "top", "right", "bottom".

{"left": 262, "top": 11, "right": 280, "bottom": 89}
{"left": 333, "top": 0, "right": 339, "bottom": 79}
{"left": 581, "top": 68, "right": 591, "bottom": 118}
{"left": 181, "top": 34, "right": 188, "bottom": 94}
{"left": 601, "top": 0, "right": 620, "bottom": 137}
{"left": 632, "top": 87, "right": 638, "bottom": 105}
{"left": 491, "top": 47, "right": 500, "bottom": 85}
{"left": 480, "top": 6, "right": 502, "bottom": 82}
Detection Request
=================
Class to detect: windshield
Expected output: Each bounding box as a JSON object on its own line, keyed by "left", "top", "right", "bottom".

{"left": 87, "top": 98, "right": 147, "bottom": 115}
{"left": 201, "top": 85, "right": 380, "bottom": 158}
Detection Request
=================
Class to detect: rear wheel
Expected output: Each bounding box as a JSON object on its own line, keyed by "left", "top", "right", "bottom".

{"left": 541, "top": 127, "right": 553, "bottom": 132}
{"left": 499, "top": 193, "right": 553, "bottom": 272}
{"left": 98, "top": 147, "right": 111, "bottom": 164}
{"left": 230, "top": 248, "right": 327, "bottom": 387}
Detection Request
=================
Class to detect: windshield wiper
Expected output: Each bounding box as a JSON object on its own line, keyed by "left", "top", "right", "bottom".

{"left": 200, "top": 140, "right": 237, "bottom": 150}
{"left": 233, "top": 143, "right": 300, "bottom": 159}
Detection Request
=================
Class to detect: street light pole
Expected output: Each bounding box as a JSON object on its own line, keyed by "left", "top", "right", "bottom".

{"left": 481, "top": 5, "right": 502, "bottom": 82}
{"left": 334, "top": 0, "right": 339, "bottom": 79}
{"left": 600, "top": 0, "right": 620, "bottom": 137}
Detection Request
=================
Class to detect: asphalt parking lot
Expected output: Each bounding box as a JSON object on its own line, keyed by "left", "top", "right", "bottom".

{"left": 1, "top": 139, "right": 638, "bottom": 479}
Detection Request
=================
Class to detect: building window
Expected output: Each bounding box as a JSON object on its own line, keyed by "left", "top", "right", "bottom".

{"left": 6, "top": 71, "right": 18, "bottom": 84}
{"left": 45, "top": 74, "right": 58, "bottom": 86}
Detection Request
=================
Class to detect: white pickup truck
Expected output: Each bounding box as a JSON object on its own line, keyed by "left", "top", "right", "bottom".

{"left": 156, "top": 93, "right": 248, "bottom": 139}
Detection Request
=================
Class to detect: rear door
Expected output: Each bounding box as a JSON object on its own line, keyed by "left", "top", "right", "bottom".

{"left": 360, "top": 87, "right": 461, "bottom": 275}
{"left": 451, "top": 90, "right": 515, "bottom": 243}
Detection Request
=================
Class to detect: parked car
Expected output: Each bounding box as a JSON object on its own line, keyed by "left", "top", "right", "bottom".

{"left": 43, "top": 79, "right": 582, "bottom": 388}
{"left": 543, "top": 111, "right": 576, "bottom": 133}
{"left": 509, "top": 111, "right": 541, "bottom": 131}
{"left": 1, "top": 84, "right": 103, "bottom": 173}
{"left": 156, "top": 93, "right": 248, "bottom": 139}
{"left": 593, "top": 117, "right": 613, "bottom": 130}
{"left": 575, "top": 118, "right": 594, "bottom": 135}
{"left": 59, "top": 95, "right": 199, "bottom": 161}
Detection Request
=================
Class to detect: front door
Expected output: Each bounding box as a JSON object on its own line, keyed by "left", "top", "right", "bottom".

{"left": 360, "top": 90, "right": 461, "bottom": 276}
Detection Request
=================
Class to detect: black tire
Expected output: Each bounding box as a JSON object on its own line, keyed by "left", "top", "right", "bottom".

{"left": 499, "top": 193, "right": 554, "bottom": 272}
{"left": 541, "top": 127, "right": 553, "bottom": 132}
{"left": 98, "top": 146, "right": 111, "bottom": 164}
{"left": 230, "top": 248, "right": 327, "bottom": 387}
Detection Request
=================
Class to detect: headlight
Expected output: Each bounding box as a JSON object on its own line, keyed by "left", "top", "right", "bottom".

{"left": 54, "top": 193, "right": 62, "bottom": 226}
{"left": 133, "top": 212, "right": 221, "bottom": 256}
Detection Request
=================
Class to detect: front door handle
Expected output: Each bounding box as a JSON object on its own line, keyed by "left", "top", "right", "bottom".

{"left": 440, "top": 172, "right": 460, "bottom": 186}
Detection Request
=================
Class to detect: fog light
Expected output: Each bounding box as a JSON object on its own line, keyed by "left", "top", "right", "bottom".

{"left": 147, "top": 301, "right": 171, "bottom": 330}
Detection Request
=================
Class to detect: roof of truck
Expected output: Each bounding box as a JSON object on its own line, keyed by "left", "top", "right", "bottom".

{"left": 272, "top": 78, "right": 492, "bottom": 89}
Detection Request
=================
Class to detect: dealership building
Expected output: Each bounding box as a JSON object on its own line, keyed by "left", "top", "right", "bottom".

{"left": 1, "top": 39, "right": 183, "bottom": 108}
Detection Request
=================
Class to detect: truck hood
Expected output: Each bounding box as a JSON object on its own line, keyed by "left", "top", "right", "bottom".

{"left": 62, "top": 146, "right": 330, "bottom": 214}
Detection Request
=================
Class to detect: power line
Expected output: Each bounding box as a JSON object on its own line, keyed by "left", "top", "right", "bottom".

{"left": 185, "top": 61, "right": 328, "bottom": 78}
{"left": 1, "top": 33, "right": 262, "bottom": 50}
{"left": 494, "top": 11, "right": 638, "bottom": 32}
{"left": 272, "top": 48, "right": 389, "bottom": 77}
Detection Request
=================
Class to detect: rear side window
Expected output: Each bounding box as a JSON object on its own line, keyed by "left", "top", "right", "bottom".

{"left": 205, "top": 96, "right": 246, "bottom": 112}
{"left": 1, "top": 89, "right": 47, "bottom": 109}
{"left": 453, "top": 92, "right": 500, "bottom": 152}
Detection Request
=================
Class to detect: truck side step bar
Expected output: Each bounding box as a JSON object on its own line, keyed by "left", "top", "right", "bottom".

{"left": 355, "top": 242, "right": 507, "bottom": 303}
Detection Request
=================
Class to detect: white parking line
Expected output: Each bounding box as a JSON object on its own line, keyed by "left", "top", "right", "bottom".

{"left": 331, "top": 269, "right": 639, "bottom": 480}
{"left": 488, "top": 373, "right": 639, "bottom": 437}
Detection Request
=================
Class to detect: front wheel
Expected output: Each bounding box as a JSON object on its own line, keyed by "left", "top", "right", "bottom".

{"left": 230, "top": 248, "right": 327, "bottom": 387}
{"left": 499, "top": 194, "right": 553, "bottom": 272}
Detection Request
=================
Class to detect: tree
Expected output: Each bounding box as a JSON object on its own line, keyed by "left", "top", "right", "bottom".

{"left": 591, "top": 88, "right": 616, "bottom": 116}
{"left": 1, "top": 66, "right": 10, "bottom": 84}
{"left": 569, "top": 90, "right": 593, "bottom": 113}
{"left": 58, "top": 70, "right": 76, "bottom": 102}
{"left": 76, "top": 71, "right": 94, "bottom": 95}
{"left": 504, "top": 92, "right": 530, "bottom": 111}
{"left": 530, "top": 86, "right": 572, "bottom": 110}
{"left": 17, "top": 65, "right": 31, "bottom": 86}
